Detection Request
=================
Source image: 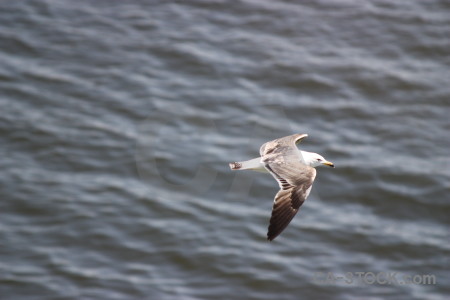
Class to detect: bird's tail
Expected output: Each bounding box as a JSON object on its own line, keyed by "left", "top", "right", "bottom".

{"left": 229, "top": 161, "right": 243, "bottom": 170}
{"left": 229, "top": 157, "right": 266, "bottom": 172}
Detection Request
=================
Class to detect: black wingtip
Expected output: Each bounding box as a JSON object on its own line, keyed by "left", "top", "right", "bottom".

{"left": 267, "top": 233, "right": 276, "bottom": 242}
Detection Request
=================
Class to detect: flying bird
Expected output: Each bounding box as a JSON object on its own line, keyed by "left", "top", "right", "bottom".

{"left": 229, "top": 133, "right": 334, "bottom": 241}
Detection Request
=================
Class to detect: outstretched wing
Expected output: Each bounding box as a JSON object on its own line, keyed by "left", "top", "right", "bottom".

{"left": 260, "top": 133, "right": 316, "bottom": 241}
{"left": 259, "top": 133, "right": 308, "bottom": 160}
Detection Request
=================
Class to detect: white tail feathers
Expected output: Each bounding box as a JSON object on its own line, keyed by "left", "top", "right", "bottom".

{"left": 229, "top": 157, "right": 267, "bottom": 172}
{"left": 229, "top": 162, "right": 242, "bottom": 170}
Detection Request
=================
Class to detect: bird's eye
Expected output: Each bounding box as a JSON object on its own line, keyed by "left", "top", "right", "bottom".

{"left": 316, "top": 158, "right": 321, "bottom": 161}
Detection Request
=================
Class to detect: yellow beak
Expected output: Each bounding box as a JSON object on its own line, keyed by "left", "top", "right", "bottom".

{"left": 322, "top": 161, "right": 335, "bottom": 168}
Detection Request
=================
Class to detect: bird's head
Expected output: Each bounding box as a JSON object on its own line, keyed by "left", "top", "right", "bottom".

{"left": 302, "top": 151, "right": 334, "bottom": 168}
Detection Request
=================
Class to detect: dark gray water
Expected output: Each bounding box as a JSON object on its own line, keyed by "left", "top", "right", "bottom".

{"left": 1, "top": 1, "right": 449, "bottom": 299}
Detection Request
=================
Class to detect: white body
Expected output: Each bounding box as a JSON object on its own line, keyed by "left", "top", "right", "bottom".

{"left": 231, "top": 150, "right": 329, "bottom": 172}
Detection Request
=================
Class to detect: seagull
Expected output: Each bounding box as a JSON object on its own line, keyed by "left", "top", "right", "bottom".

{"left": 229, "top": 133, "right": 334, "bottom": 241}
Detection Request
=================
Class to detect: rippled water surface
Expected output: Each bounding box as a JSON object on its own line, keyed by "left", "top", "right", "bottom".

{"left": 1, "top": 1, "right": 449, "bottom": 299}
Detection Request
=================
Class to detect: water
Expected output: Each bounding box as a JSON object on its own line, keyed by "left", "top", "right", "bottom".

{"left": 1, "top": 1, "right": 449, "bottom": 299}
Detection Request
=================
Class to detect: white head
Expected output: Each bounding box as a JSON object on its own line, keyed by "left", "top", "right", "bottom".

{"left": 301, "top": 151, "right": 335, "bottom": 168}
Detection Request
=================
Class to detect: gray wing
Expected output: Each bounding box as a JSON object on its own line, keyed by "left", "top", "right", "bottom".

{"left": 260, "top": 133, "right": 308, "bottom": 163}
{"left": 260, "top": 134, "right": 316, "bottom": 241}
